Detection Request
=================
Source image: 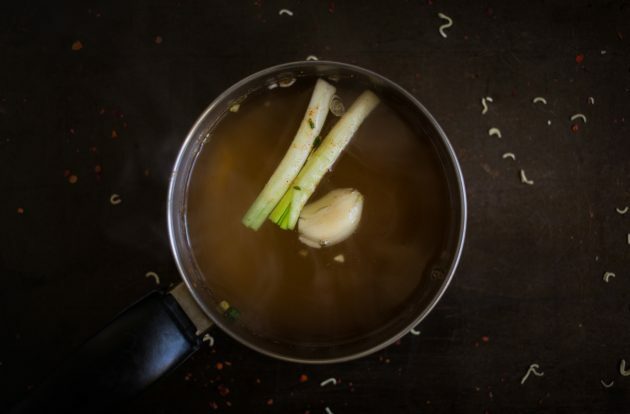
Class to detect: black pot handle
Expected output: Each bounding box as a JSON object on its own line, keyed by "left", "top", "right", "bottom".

{"left": 11, "top": 287, "right": 209, "bottom": 413}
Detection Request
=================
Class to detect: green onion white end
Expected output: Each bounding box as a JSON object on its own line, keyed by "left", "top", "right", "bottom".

{"left": 242, "top": 79, "right": 337, "bottom": 230}
{"left": 269, "top": 90, "right": 380, "bottom": 230}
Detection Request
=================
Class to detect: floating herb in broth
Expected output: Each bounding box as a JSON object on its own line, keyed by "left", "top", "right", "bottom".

{"left": 186, "top": 78, "right": 450, "bottom": 343}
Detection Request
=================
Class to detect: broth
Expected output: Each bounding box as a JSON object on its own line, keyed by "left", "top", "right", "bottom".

{"left": 186, "top": 78, "right": 450, "bottom": 344}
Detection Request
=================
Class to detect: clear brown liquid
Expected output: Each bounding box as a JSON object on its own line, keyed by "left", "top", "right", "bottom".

{"left": 186, "top": 79, "right": 449, "bottom": 344}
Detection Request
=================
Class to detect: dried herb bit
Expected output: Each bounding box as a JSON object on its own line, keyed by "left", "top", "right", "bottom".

{"left": 313, "top": 135, "right": 322, "bottom": 148}
{"left": 225, "top": 307, "right": 240, "bottom": 320}
{"left": 481, "top": 96, "right": 493, "bottom": 115}
{"left": 293, "top": 186, "right": 302, "bottom": 191}
{"left": 570, "top": 113, "right": 588, "bottom": 123}
{"left": 603, "top": 272, "right": 616, "bottom": 283}
{"left": 488, "top": 127, "right": 502, "bottom": 138}
{"left": 320, "top": 378, "right": 337, "bottom": 387}
{"left": 437, "top": 13, "right": 453, "bottom": 38}
{"left": 308, "top": 118, "right": 315, "bottom": 129}
{"left": 520, "top": 363, "right": 544, "bottom": 385}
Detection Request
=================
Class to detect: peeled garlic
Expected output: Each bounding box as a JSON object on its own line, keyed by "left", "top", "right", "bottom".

{"left": 297, "top": 188, "right": 363, "bottom": 248}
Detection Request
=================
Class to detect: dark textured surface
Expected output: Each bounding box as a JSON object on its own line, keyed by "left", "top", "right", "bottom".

{"left": 1, "top": 1, "right": 629, "bottom": 413}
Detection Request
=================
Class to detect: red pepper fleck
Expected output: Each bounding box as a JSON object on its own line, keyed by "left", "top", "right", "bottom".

{"left": 224, "top": 361, "right": 232, "bottom": 366}
{"left": 575, "top": 53, "right": 585, "bottom": 64}
{"left": 328, "top": 1, "right": 335, "bottom": 13}
{"left": 94, "top": 164, "right": 102, "bottom": 174}
{"left": 68, "top": 175, "right": 78, "bottom": 184}
{"left": 17, "top": 207, "right": 24, "bottom": 214}
{"left": 111, "top": 129, "right": 118, "bottom": 139}
{"left": 89, "top": 146, "right": 98, "bottom": 154}
{"left": 63, "top": 169, "right": 71, "bottom": 177}
{"left": 266, "top": 398, "right": 274, "bottom": 406}
{"left": 217, "top": 384, "right": 230, "bottom": 397}
{"left": 571, "top": 123, "right": 580, "bottom": 133}
{"left": 481, "top": 336, "right": 490, "bottom": 343}
{"left": 299, "top": 374, "right": 309, "bottom": 383}
{"left": 216, "top": 362, "right": 224, "bottom": 370}
{"left": 154, "top": 35, "right": 163, "bottom": 44}
{"left": 71, "top": 41, "right": 83, "bottom": 51}
{"left": 69, "top": 128, "right": 75, "bottom": 135}
{"left": 209, "top": 401, "right": 219, "bottom": 410}
{"left": 184, "top": 372, "right": 193, "bottom": 381}
{"left": 485, "top": 7, "right": 494, "bottom": 16}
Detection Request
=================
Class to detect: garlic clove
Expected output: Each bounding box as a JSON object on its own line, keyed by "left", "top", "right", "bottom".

{"left": 297, "top": 188, "right": 363, "bottom": 248}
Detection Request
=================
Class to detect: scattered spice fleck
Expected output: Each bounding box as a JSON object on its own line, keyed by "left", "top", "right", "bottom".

{"left": 333, "top": 254, "right": 345, "bottom": 263}
{"left": 437, "top": 12, "right": 453, "bottom": 38}
{"left": 328, "top": 1, "right": 335, "bottom": 13}
{"left": 229, "top": 103, "right": 240, "bottom": 113}
{"left": 202, "top": 334, "right": 214, "bottom": 347}
{"left": 320, "top": 377, "right": 338, "bottom": 387}
{"left": 94, "top": 164, "right": 102, "bottom": 174}
{"left": 299, "top": 373, "right": 309, "bottom": 383}
{"left": 532, "top": 97, "right": 547, "bottom": 104}
{"left": 575, "top": 53, "right": 585, "bottom": 64}
{"left": 601, "top": 379, "right": 614, "bottom": 388}
{"left": 219, "top": 300, "right": 230, "bottom": 311}
{"left": 502, "top": 152, "right": 516, "bottom": 160}
{"left": 154, "top": 35, "right": 163, "bottom": 44}
{"left": 111, "top": 129, "right": 118, "bottom": 139}
{"left": 306, "top": 55, "right": 319, "bottom": 61}
{"left": 547, "top": 120, "right": 552, "bottom": 126}
{"left": 488, "top": 127, "right": 502, "bottom": 138}
{"left": 278, "top": 8, "right": 294, "bottom": 16}
{"left": 17, "top": 207, "right": 24, "bottom": 215}
{"left": 571, "top": 123, "right": 580, "bottom": 133}
{"left": 64, "top": 169, "right": 71, "bottom": 177}
{"left": 603, "top": 272, "right": 616, "bottom": 283}
{"left": 267, "top": 82, "right": 278, "bottom": 90}
{"left": 481, "top": 336, "right": 490, "bottom": 343}
{"left": 209, "top": 401, "right": 219, "bottom": 410}
{"left": 216, "top": 362, "right": 224, "bottom": 370}
{"left": 620, "top": 359, "right": 630, "bottom": 376}
{"left": 145, "top": 271, "right": 160, "bottom": 285}
{"left": 217, "top": 384, "right": 230, "bottom": 397}
{"left": 71, "top": 41, "right": 83, "bottom": 51}
{"left": 266, "top": 398, "right": 274, "bottom": 406}
{"left": 68, "top": 175, "right": 78, "bottom": 184}
{"left": 109, "top": 194, "right": 122, "bottom": 205}
{"left": 521, "top": 363, "right": 544, "bottom": 384}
